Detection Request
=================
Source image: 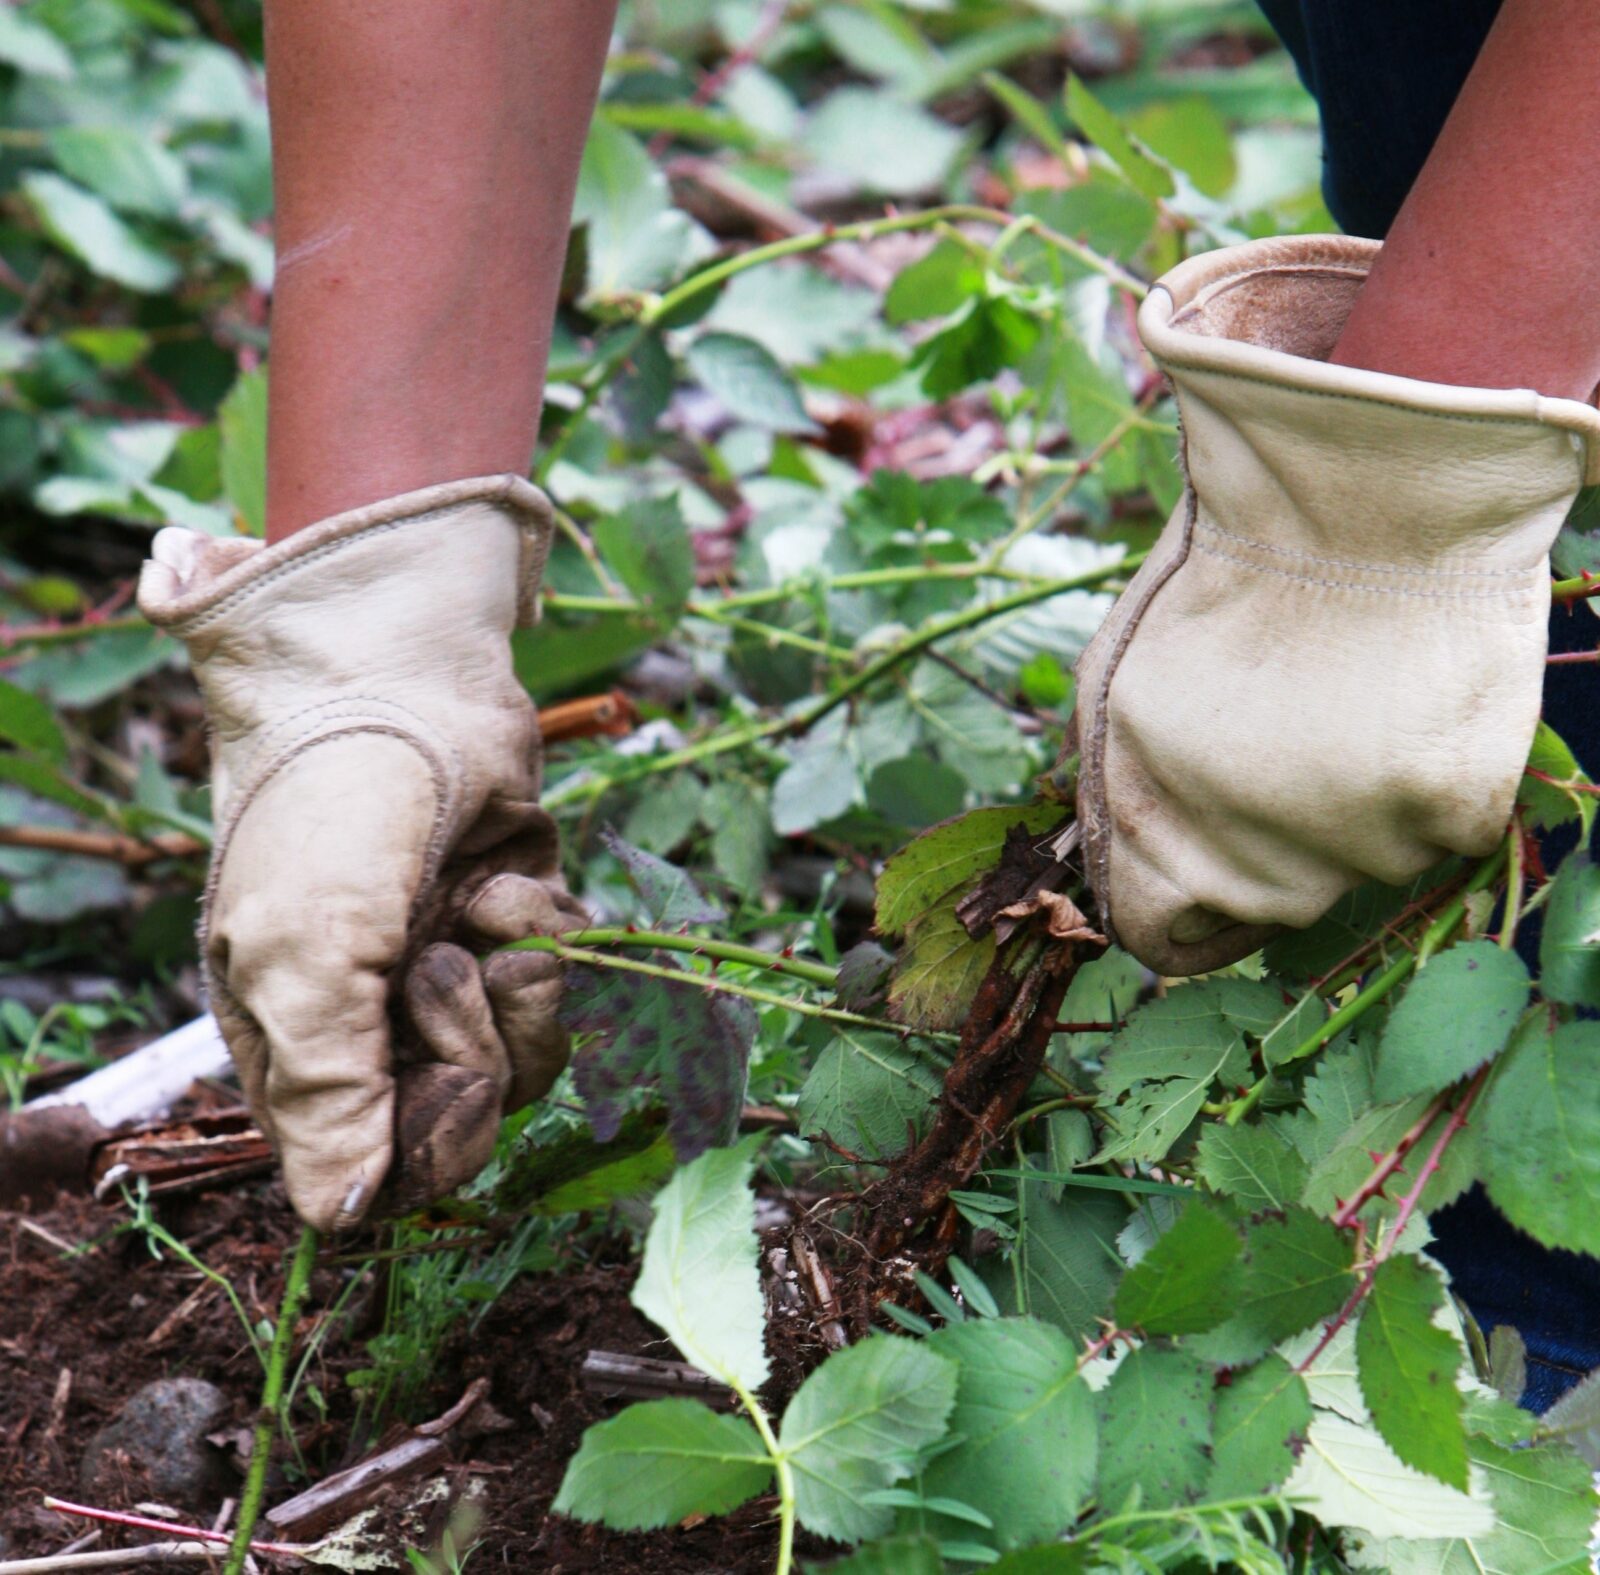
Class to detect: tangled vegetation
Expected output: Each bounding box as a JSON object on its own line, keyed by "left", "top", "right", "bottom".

{"left": 5, "top": 1, "right": 1600, "bottom": 1571}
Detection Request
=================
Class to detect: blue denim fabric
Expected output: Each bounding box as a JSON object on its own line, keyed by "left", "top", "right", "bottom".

{"left": 1257, "top": 0, "right": 1600, "bottom": 1408}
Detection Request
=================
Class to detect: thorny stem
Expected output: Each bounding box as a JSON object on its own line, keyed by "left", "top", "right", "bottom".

{"left": 511, "top": 926, "right": 839, "bottom": 988}
{"left": 1331, "top": 1087, "right": 1453, "bottom": 1229}
{"left": 1296, "top": 1066, "right": 1488, "bottom": 1376}
{"left": 543, "top": 553, "right": 1142, "bottom": 808}
{"left": 729, "top": 1379, "right": 796, "bottom": 1575}
{"left": 1223, "top": 845, "right": 1508, "bottom": 1126}
{"left": 224, "top": 1225, "right": 319, "bottom": 1575}
{"left": 509, "top": 934, "right": 958, "bottom": 1045}
{"left": 642, "top": 204, "right": 1149, "bottom": 325}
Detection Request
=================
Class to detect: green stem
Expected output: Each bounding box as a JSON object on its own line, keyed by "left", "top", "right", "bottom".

{"left": 731, "top": 1379, "right": 796, "bottom": 1575}
{"left": 1223, "top": 846, "right": 1508, "bottom": 1126}
{"left": 644, "top": 205, "right": 1146, "bottom": 327}
{"left": 224, "top": 1225, "right": 319, "bottom": 1575}
{"left": 541, "top": 558, "right": 1061, "bottom": 621}
{"left": 513, "top": 935, "right": 957, "bottom": 1044}
{"left": 544, "top": 551, "right": 1142, "bottom": 808}
{"left": 513, "top": 927, "right": 838, "bottom": 988}
{"left": 0, "top": 614, "right": 151, "bottom": 651}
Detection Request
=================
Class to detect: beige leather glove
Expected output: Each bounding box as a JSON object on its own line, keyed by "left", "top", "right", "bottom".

{"left": 138, "top": 477, "right": 586, "bottom": 1232}
{"left": 1073, "top": 236, "right": 1600, "bottom": 977}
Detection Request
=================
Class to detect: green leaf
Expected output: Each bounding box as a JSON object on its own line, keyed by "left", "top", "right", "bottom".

{"left": 1190, "top": 1206, "right": 1356, "bottom": 1367}
{"left": 1538, "top": 851, "right": 1600, "bottom": 1008}
{"left": 1285, "top": 1413, "right": 1493, "bottom": 1541}
{"left": 600, "top": 826, "right": 725, "bottom": 926}
{"left": 702, "top": 778, "right": 770, "bottom": 898}
{"left": 1207, "top": 1355, "right": 1312, "bottom": 1499}
{"left": 875, "top": 804, "right": 1061, "bottom": 937}
{"left": 630, "top": 1139, "right": 769, "bottom": 1392}
{"left": 1113, "top": 1199, "right": 1240, "bottom": 1336}
{"left": 573, "top": 119, "right": 709, "bottom": 298}
{"left": 994, "top": 1181, "right": 1125, "bottom": 1343}
{"left": 1096, "top": 1346, "right": 1213, "bottom": 1512}
{"left": 1483, "top": 1019, "right": 1600, "bottom": 1254}
{"left": 914, "top": 295, "right": 1043, "bottom": 400}
{"left": 1373, "top": 941, "right": 1529, "bottom": 1103}
{"left": 563, "top": 963, "right": 753, "bottom": 1163}
{"left": 922, "top": 1318, "right": 1097, "bottom": 1552}
{"left": 1096, "top": 984, "right": 1251, "bottom": 1097}
{"left": 1064, "top": 75, "right": 1175, "bottom": 202}
{"left": 779, "top": 1335, "right": 958, "bottom": 1542}
{"left": 704, "top": 265, "right": 878, "bottom": 366}
{"left": 796, "top": 1025, "right": 941, "bottom": 1163}
{"left": 1517, "top": 720, "right": 1595, "bottom": 837}
{"left": 22, "top": 172, "right": 180, "bottom": 293}
{"left": 982, "top": 72, "right": 1072, "bottom": 164}
{"left": 1357, "top": 1256, "right": 1468, "bottom": 1489}
{"left": 1359, "top": 1438, "right": 1597, "bottom": 1575}
{"left": 803, "top": 87, "right": 964, "bottom": 196}
{"left": 0, "top": 7, "right": 74, "bottom": 78}
{"left": 1127, "top": 98, "right": 1236, "bottom": 198}
{"left": 1194, "top": 1123, "right": 1308, "bottom": 1213}
{"left": 771, "top": 713, "right": 862, "bottom": 836}
{"left": 49, "top": 126, "right": 188, "bottom": 218}
{"left": 552, "top": 1399, "right": 771, "bottom": 1529}
{"left": 688, "top": 332, "right": 818, "bottom": 434}
{"left": 0, "top": 677, "right": 68, "bottom": 764}
{"left": 888, "top": 902, "right": 995, "bottom": 1033}
{"left": 218, "top": 367, "right": 268, "bottom": 537}
{"left": 885, "top": 239, "right": 985, "bottom": 325}
{"left": 812, "top": 1536, "right": 945, "bottom": 1575}
{"left": 592, "top": 495, "right": 696, "bottom": 619}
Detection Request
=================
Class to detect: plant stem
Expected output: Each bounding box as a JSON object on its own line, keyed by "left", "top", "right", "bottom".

{"left": 1295, "top": 1066, "right": 1487, "bottom": 1375}
{"left": 513, "top": 935, "right": 957, "bottom": 1044}
{"left": 511, "top": 927, "right": 839, "bottom": 988}
{"left": 643, "top": 204, "right": 1147, "bottom": 326}
{"left": 544, "top": 552, "right": 1142, "bottom": 808}
{"left": 730, "top": 1380, "right": 796, "bottom": 1575}
{"left": 1331, "top": 1087, "right": 1452, "bottom": 1228}
{"left": 224, "top": 1225, "right": 319, "bottom": 1575}
{"left": 0, "top": 613, "right": 151, "bottom": 651}
{"left": 1223, "top": 846, "right": 1507, "bottom": 1126}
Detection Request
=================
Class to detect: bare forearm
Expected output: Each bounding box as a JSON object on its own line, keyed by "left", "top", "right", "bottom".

{"left": 263, "top": 0, "right": 616, "bottom": 540}
{"left": 1331, "top": 0, "right": 1600, "bottom": 402}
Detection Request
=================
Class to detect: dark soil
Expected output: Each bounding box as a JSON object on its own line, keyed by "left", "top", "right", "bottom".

{"left": 0, "top": 1185, "right": 827, "bottom": 1573}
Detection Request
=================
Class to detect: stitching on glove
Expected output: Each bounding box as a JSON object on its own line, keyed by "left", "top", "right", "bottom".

{"left": 1192, "top": 535, "right": 1544, "bottom": 600}
{"left": 1195, "top": 518, "right": 1523, "bottom": 581}
{"left": 204, "top": 722, "right": 455, "bottom": 928}
{"left": 173, "top": 505, "right": 539, "bottom": 635}
{"left": 1163, "top": 362, "right": 1597, "bottom": 455}
{"left": 236, "top": 695, "right": 466, "bottom": 789}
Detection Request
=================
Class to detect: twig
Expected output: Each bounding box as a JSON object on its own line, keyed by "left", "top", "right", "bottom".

{"left": 0, "top": 826, "right": 204, "bottom": 867}
{"left": 40, "top": 1502, "right": 303, "bottom": 1561}
{"left": 581, "top": 1350, "right": 737, "bottom": 1405}
{"left": 0, "top": 1543, "right": 231, "bottom": 1571}
{"left": 224, "top": 1226, "right": 319, "bottom": 1575}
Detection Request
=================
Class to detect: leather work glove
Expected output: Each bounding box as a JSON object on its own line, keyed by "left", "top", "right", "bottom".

{"left": 1072, "top": 236, "right": 1600, "bottom": 977}
{"left": 138, "top": 476, "right": 587, "bottom": 1232}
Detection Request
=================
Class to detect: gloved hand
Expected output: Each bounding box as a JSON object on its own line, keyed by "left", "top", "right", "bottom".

{"left": 1072, "top": 236, "right": 1600, "bottom": 976}
{"left": 138, "top": 476, "right": 587, "bottom": 1231}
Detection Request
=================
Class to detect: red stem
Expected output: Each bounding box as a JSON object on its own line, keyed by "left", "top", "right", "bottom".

{"left": 1331, "top": 1086, "right": 1453, "bottom": 1229}
{"left": 1296, "top": 1065, "right": 1488, "bottom": 1375}
{"left": 41, "top": 1498, "right": 303, "bottom": 1558}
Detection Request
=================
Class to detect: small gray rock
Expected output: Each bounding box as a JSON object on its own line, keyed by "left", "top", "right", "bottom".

{"left": 80, "top": 1377, "right": 231, "bottom": 1506}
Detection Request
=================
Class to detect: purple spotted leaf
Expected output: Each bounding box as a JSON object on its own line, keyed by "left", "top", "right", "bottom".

{"left": 562, "top": 958, "right": 754, "bottom": 1161}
